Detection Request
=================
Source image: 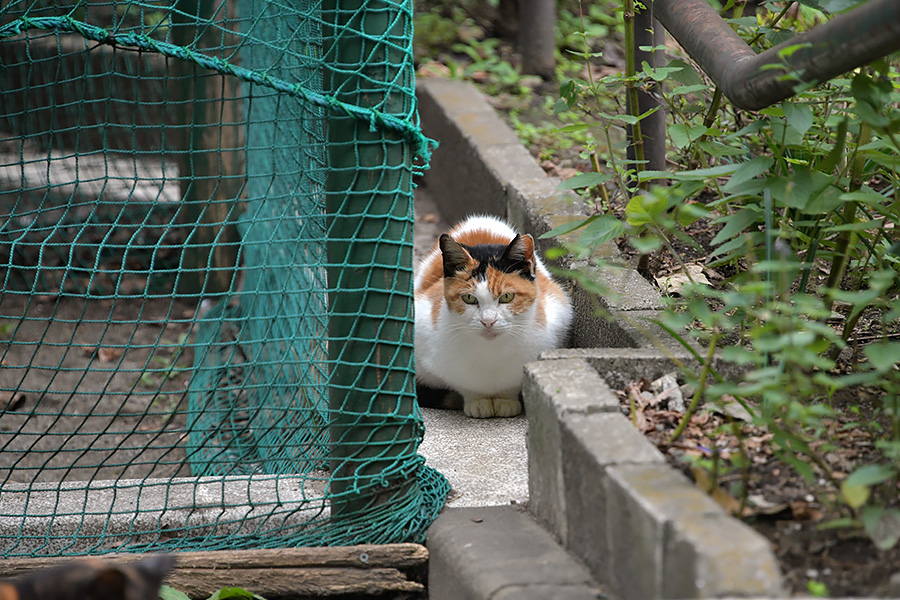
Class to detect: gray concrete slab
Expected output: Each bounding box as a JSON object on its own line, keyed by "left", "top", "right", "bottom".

{"left": 427, "top": 506, "right": 603, "bottom": 600}
{"left": 0, "top": 475, "right": 328, "bottom": 555}
{"left": 418, "top": 408, "right": 528, "bottom": 508}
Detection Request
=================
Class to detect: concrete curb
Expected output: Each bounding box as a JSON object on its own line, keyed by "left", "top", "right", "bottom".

{"left": 427, "top": 506, "right": 605, "bottom": 600}
{"left": 417, "top": 77, "right": 786, "bottom": 599}
{"left": 525, "top": 356, "right": 785, "bottom": 599}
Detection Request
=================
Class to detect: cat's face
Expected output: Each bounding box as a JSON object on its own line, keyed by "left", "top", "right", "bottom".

{"left": 440, "top": 233, "right": 537, "bottom": 339}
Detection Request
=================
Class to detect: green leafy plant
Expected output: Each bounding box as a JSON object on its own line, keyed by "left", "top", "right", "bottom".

{"left": 545, "top": 0, "right": 900, "bottom": 549}
{"left": 160, "top": 586, "right": 266, "bottom": 600}
{"left": 138, "top": 333, "right": 191, "bottom": 388}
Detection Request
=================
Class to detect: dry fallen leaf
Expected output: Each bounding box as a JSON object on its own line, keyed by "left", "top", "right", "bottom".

{"left": 692, "top": 466, "right": 744, "bottom": 516}
{"left": 655, "top": 263, "right": 711, "bottom": 296}
{"left": 416, "top": 61, "right": 451, "bottom": 78}
{"left": 790, "top": 500, "right": 824, "bottom": 522}
{"left": 746, "top": 494, "right": 790, "bottom": 516}
{"left": 1, "top": 391, "right": 27, "bottom": 411}
{"left": 98, "top": 348, "right": 123, "bottom": 363}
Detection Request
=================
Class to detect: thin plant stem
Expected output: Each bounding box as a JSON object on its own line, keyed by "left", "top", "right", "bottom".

{"left": 623, "top": 0, "right": 646, "bottom": 188}
{"left": 824, "top": 124, "right": 871, "bottom": 311}
{"left": 669, "top": 334, "right": 719, "bottom": 445}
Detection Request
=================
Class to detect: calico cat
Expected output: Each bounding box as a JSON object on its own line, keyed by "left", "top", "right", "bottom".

{"left": 414, "top": 215, "right": 573, "bottom": 418}
{"left": 0, "top": 554, "right": 175, "bottom": 600}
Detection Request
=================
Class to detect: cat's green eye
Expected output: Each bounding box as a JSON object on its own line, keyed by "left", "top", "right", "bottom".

{"left": 498, "top": 292, "right": 515, "bottom": 304}
{"left": 461, "top": 293, "right": 478, "bottom": 305}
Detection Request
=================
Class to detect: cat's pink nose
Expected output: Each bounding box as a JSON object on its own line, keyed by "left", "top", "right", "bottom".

{"left": 481, "top": 316, "right": 496, "bottom": 328}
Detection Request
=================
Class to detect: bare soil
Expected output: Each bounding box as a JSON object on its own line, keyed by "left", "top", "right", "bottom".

{"left": 1, "top": 294, "right": 195, "bottom": 482}
{"left": 616, "top": 379, "right": 900, "bottom": 597}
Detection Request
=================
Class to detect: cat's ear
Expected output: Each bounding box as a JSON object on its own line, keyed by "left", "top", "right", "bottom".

{"left": 503, "top": 234, "right": 536, "bottom": 278}
{"left": 440, "top": 234, "right": 474, "bottom": 277}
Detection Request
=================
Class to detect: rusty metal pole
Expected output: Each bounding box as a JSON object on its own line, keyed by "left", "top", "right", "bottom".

{"left": 654, "top": 0, "right": 900, "bottom": 111}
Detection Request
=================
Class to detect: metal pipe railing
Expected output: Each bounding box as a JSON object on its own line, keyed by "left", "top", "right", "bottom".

{"left": 653, "top": 0, "right": 900, "bottom": 111}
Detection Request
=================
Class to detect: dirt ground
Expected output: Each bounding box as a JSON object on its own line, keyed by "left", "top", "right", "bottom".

{"left": 0, "top": 189, "right": 446, "bottom": 486}
{"left": 616, "top": 377, "right": 900, "bottom": 597}
{"left": 0, "top": 294, "right": 195, "bottom": 482}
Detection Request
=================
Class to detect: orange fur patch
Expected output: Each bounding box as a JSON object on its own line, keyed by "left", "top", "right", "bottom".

{"left": 443, "top": 275, "right": 476, "bottom": 315}
{"left": 415, "top": 251, "right": 445, "bottom": 297}
{"left": 0, "top": 584, "right": 18, "bottom": 600}
{"left": 486, "top": 268, "right": 537, "bottom": 314}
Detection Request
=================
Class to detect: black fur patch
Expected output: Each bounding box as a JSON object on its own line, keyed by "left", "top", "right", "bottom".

{"left": 463, "top": 242, "right": 535, "bottom": 281}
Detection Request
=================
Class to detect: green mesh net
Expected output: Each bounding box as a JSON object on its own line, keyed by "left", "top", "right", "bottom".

{"left": 0, "top": 0, "right": 448, "bottom": 557}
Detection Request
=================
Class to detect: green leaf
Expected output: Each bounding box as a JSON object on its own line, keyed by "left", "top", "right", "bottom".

{"left": 665, "top": 59, "right": 704, "bottom": 86}
{"left": 539, "top": 216, "right": 597, "bottom": 239}
{"left": 696, "top": 140, "right": 747, "bottom": 158}
{"left": 776, "top": 42, "right": 812, "bottom": 61}
{"left": 630, "top": 234, "right": 662, "bottom": 253}
{"left": 862, "top": 506, "right": 900, "bottom": 550}
{"left": 815, "top": 517, "right": 857, "bottom": 531}
{"left": 625, "top": 193, "right": 667, "bottom": 227}
{"left": 822, "top": 218, "right": 883, "bottom": 233}
{"left": 855, "top": 102, "right": 890, "bottom": 128}
{"left": 208, "top": 588, "right": 265, "bottom": 600}
{"left": 846, "top": 464, "right": 895, "bottom": 488}
{"left": 782, "top": 101, "right": 814, "bottom": 137}
{"left": 160, "top": 587, "right": 192, "bottom": 600}
{"left": 710, "top": 206, "right": 763, "bottom": 246}
{"left": 839, "top": 188, "right": 891, "bottom": 207}
{"left": 670, "top": 84, "right": 709, "bottom": 95}
{"left": 807, "top": 580, "right": 830, "bottom": 598}
{"left": 552, "top": 123, "right": 592, "bottom": 134}
{"left": 802, "top": 185, "right": 844, "bottom": 214}
{"left": 864, "top": 341, "right": 900, "bottom": 372}
{"left": 778, "top": 170, "right": 833, "bottom": 211}
{"left": 675, "top": 202, "right": 710, "bottom": 227}
{"left": 556, "top": 172, "right": 613, "bottom": 190}
{"left": 641, "top": 61, "right": 682, "bottom": 82}
{"left": 598, "top": 111, "right": 639, "bottom": 125}
{"left": 852, "top": 73, "right": 894, "bottom": 128}
{"left": 669, "top": 123, "right": 707, "bottom": 149}
{"left": 722, "top": 157, "right": 774, "bottom": 193}
{"left": 578, "top": 215, "right": 625, "bottom": 248}
{"left": 675, "top": 164, "right": 742, "bottom": 179}
{"left": 794, "top": 0, "right": 866, "bottom": 12}
{"left": 816, "top": 117, "right": 847, "bottom": 173}
{"left": 636, "top": 170, "right": 673, "bottom": 182}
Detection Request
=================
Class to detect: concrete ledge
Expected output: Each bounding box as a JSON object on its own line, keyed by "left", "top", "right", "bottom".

{"left": 0, "top": 475, "right": 328, "bottom": 555}
{"left": 541, "top": 347, "right": 748, "bottom": 390}
{"left": 417, "top": 77, "right": 663, "bottom": 350}
{"left": 525, "top": 356, "right": 785, "bottom": 599}
{"left": 522, "top": 358, "right": 620, "bottom": 544}
{"left": 426, "top": 506, "right": 603, "bottom": 600}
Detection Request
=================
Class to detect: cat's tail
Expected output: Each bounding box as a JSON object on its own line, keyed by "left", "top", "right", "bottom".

{"left": 416, "top": 383, "right": 465, "bottom": 411}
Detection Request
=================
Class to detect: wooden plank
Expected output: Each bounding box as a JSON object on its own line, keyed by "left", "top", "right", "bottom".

{"left": 165, "top": 567, "right": 423, "bottom": 598}
{"left": 0, "top": 544, "right": 428, "bottom": 598}
{"left": 0, "top": 544, "right": 427, "bottom": 573}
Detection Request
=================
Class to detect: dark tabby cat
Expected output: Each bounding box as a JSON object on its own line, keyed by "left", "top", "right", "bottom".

{"left": 0, "top": 554, "right": 175, "bottom": 600}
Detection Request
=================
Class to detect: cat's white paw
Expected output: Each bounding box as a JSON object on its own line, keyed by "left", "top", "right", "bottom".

{"left": 463, "top": 397, "right": 522, "bottom": 418}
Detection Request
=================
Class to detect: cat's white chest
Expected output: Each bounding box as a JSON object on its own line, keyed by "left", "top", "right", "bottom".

{"left": 414, "top": 296, "right": 556, "bottom": 397}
